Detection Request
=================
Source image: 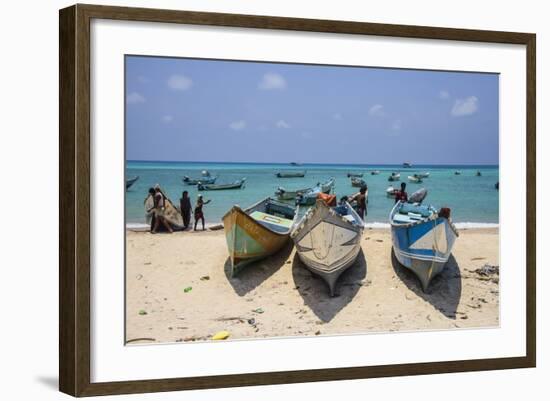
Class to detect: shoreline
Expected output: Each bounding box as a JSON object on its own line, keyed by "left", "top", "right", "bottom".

{"left": 126, "top": 227, "right": 499, "bottom": 344}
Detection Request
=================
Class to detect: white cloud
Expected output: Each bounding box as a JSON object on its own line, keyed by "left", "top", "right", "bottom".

{"left": 276, "top": 120, "right": 291, "bottom": 129}
{"left": 368, "top": 104, "right": 385, "bottom": 117}
{"left": 451, "top": 96, "right": 479, "bottom": 117}
{"left": 161, "top": 115, "right": 173, "bottom": 123}
{"left": 258, "top": 73, "right": 287, "bottom": 90}
{"left": 333, "top": 113, "right": 343, "bottom": 120}
{"left": 167, "top": 74, "right": 193, "bottom": 91}
{"left": 439, "top": 90, "right": 450, "bottom": 99}
{"left": 126, "top": 92, "right": 145, "bottom": 104}
{"left": 229, "top": 120, "right": 246, "bottom": 131}
{"left": 391, "top": 120, "right": 401, "bottom": 131}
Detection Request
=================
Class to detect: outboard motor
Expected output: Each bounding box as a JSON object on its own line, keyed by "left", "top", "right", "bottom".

{"left": 408, "top": 187, "right": 428, "bottom": 204}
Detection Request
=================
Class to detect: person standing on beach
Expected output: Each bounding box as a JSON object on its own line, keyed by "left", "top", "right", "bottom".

{"left": 151, "top": 185, "right": 173, "bottom": 233}
{"left": 194, "top": 194, "right": 211, "bottom": 231}
{"left": 394, "top": 182, "right": 408, "bottom": 203}
{"left": 349, "top": 185, "right": 368, "bottom": 219}
{"left": 179, "top": 191, "right": 192, "bottom": 229}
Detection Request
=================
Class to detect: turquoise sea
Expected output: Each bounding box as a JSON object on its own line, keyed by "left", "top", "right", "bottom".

{"left": 125, "top": 161, "right": 499, "bottom": 227}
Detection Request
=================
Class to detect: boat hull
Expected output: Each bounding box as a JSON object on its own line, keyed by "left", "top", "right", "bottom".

{"left": 126, "top": 176, "right": 139, "bottom": 190}
{"left": 291, "top": 200, "right": 364, "bottom": 296}
{"left": 391, "top": 217, "right": 458, "bottom": 291}
{"left": 223, "top": 206, "right": 290, "bottom": 277}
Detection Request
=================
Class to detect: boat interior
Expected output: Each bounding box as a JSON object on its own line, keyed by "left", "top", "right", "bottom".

{"left": 248, "top": 198, "right": 296, "bottom": 233}
{"left": 392, "top": 203, "right": 435, "bottom": 224}
{"left": 333, "top": 203, "right": 363, "bottom": 226}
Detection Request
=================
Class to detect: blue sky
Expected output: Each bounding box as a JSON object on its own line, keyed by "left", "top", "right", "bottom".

{"left": 126, "top": 56, "right": 499, "bottom": 165}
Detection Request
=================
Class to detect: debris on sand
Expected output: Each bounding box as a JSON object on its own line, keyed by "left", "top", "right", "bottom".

{"left": 209, "top": 224, "right": 224, "bottom": 231}
{"left": 212, "top": 331, "right": 230, "bottom": 340}
{"left": 200, "top": 275, "right": 210, "bottom": 281}
{"left": 252, "top": 308, "right": 264, "bottom": 314}
{"left": 474, "top": 264, "right": 499, "bottom": 277}
{"left": 183, "top": 286, "right": 193, "bottom": 293}
{"left": 138, "top": 310, "right": 147, "bottom": 316}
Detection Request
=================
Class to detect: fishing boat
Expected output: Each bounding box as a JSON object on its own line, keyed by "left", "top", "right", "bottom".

{"left": 275, "top": 185, "right": 311, "bottom": 201}
{"left": 408, "top": 175, "right": 423, "bottom": 183}
{"left": 476, "top": 171, "right": 482, "bottom": 176}
{"left": 144, "top": 188, "right": 184, "bottom": 229}
{"left": 223, "top": 197, "right": 298, "bottom": 276}
{"left": 182, "top": 175, "right": 217, "bottom": 185}
{"left": 126, "top": 176, "right": 139, "bottom": 190}
{"left": 291, "top": 198, "right": 365, "bottom": 296}
{"left": 386, "top": 185, "right": 398, "bottom": 198}
{"left": 276, "top": 170, "right": 306, "bottom": 178}
{"left": 347, "top": 172, "right": 364, "bottom": 178}
{"left": 198, "top": 178, "right": 246, "bottom": 191}
{"left": 403, "top": 162, "right": 412, "bottom": 168}
{"left": 296, "top": 178, "right": 335, "bottom": 205}
{"left": 350, "top": 177, "right": 366, "bottom": 187}
{"left": 290, "top": 162, "right": 302, "bottom": 166}
{"left": 454, "top": 171, "right": 461, "bottom": 175}
{"left": 495, "top": 181, "right": 499, "bottom": 190}
{"left": 388, "top": 172, "right": 401, "bottom": 182}
{"left": 390, "top": 190, "right": 459, "bottom": 292}
{"left": 417, "top": 172, "right": 430, "bottom": 178}
{"left": 370, "top": 170, "right": 381, "bottom": 175}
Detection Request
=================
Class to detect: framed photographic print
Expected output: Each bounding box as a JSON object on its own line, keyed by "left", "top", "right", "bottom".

{"left": 59, "top": 4, "right": 536, "bottom": 397}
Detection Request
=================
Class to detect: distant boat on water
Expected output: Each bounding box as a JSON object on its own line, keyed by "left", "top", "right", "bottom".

{"left": 388, "top": 172, "right": 401, "bottom": 182}
{"left": 416, "top": 172, "right": 430, "bottom": 178}
{"left": 296, "top": 178, "right": 335, "bottom": 206}
{"left": 495, "top": 182, "right": 499, "bottom": 190}
{"left": 126, "top": 176, "right": 139, "bottom": 190}
{"left": 223, "top": 197, "right": 298, "bottom": 276}
{"left": 347, "top": 172, "right": 363, "bottom": 178}
{"left": 183, "top": 175, "right": 217, "bottom": 185}
{"left": 408, "top": 175, "right": 423, "bottom": 184}
{"left": 386, "top": 185, "right": 398, "bottom": 198}
{"left": 198, "top": 178, "right": 246, "bottom": 191}
{"left": 290, "top": 162, "right": 302, "bottom": 166}
{"left": 275, "top": 185, "right": 311, "bottom": 201}
{"left": 454, "top": 171, "right": 461, "bottom": 175}
{"left": 390, "top": 191, "right": 459, "bottom": 292}
{"left": 371, "top": 170, "right": 381, "bottom": 175}
{"left": 476, "top": 171, "right": 482, "bottom": 176}
{"left": 350, "top": 177, "right": 367, "bottom": 187}
{"left": 276, "top": 170, "right": 306, "bottom": 178}
{"left": 403, "top": 162, "right": 412, "bottom": 168}
{"left": 291, "top": 199, "right": 365, "bottom": 296}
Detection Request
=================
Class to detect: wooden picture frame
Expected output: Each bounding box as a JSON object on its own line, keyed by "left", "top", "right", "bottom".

{"left": 59, "top": 3, "right": 536, "bottom": 397}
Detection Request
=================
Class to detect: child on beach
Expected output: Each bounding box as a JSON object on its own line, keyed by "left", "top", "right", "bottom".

{"left": 194, "top": 194, "right": 211, "bottom": 231}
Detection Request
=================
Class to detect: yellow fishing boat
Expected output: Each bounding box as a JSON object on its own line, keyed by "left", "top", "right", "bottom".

{"left": 223, "top": 197, "right": 297, "bottom": 276}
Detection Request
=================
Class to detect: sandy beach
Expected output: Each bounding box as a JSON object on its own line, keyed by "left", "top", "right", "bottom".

{"left": 125, "top": 227, "right": 499, "bottom": 344}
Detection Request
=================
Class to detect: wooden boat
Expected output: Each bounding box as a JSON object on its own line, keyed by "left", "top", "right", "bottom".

{"left": 403, "top": 162, "right": 412, "bottom": 168}
{"left": 182, "top": 175, "right": 217, "bottom": 185}
{"left": 347, "top": 172, "right": 363, "bottom": 178}
{"left": 408, "top": 175, "right": 423, "bottom": 183}
{"left": 388, "top": 172, "right": 400, "bottom": 182}
{"left": 291, "top": 199, "right": 365, "bottom": 296}
{"left": 144, "top": 189, "right": 184, "bottom": 229}
{"left": 296, "top": 178, "right": 335, "bottom": 205}
{"left": 276, "top": 170, "right": 306, "bottom": 178}
{"left": 370, "top": 170, "right": 381, "bottom": 175}
{"left": 198, "top": 178, "right": 246, "bottom": 191}
{"left": 223, "top": 197, "right": 298, "bottom": 276}
{"left": 126, "top": 176, "right": 139, "bottom": 190}
{"left": 350, "top": 177, "right": 366, "bottom": 187}
{"left": 390, "top": 200, "right": 458, "bottom": 292}
{"left": 386, "top": 185, "right": 398, "bottom": 198}
{"left": 275, "top": 185, "right": 311, "bottom": 201}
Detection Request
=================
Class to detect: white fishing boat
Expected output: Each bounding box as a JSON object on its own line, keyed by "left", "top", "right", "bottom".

{"left": 386, "top": 185, "right": 398, "bottom": 198}
{"left": 417, "top": 172, "right": 430, "bottom": 178}
{"left": 370, "top": 170, "right": 381, "bottom": 175}
{"left": 291, "top": 199, "right": 365, "bottom": 296}
{"left": 408, "top": 175, "right": 423, "bottom": 183}
{"left": 388, "top": 172, "right": 401, "bottom": 182}
{"left": 389, "top": 190, "right": 459, "bottom": 292}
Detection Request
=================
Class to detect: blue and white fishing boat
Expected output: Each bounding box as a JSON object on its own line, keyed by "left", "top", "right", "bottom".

{"left": 389, "top": 192, "right": 459, "bottom": 292}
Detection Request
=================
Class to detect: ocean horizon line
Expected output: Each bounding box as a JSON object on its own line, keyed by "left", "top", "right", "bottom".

{"left": 127, "top": 160, "right": 499, "bottom": 168}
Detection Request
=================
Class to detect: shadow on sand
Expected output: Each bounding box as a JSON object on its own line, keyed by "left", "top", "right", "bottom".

{"left": 391, "top": 249, "right": 462, "bottom": 319}
{"left": 292, "top": 249, "right": 367, "bottom": 323}
{"left": 224, "top": 241, "right": 294, "bottom": 297}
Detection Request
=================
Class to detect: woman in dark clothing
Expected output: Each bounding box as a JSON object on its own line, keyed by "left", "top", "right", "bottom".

{"left": 194, "top": 194, "right": 211, "bottom": 231}
{"left": 179, "top": 191, "right": 192, "bottom": 229}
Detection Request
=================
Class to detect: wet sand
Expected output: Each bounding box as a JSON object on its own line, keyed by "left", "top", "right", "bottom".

{"left": 125, "top": 227, "right": 499, "bottom": 344}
